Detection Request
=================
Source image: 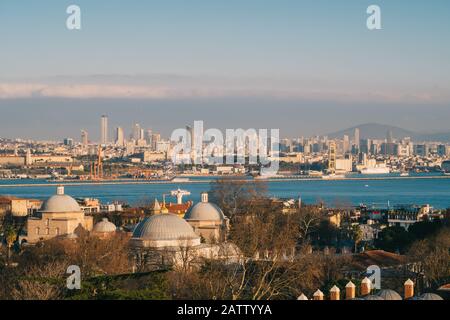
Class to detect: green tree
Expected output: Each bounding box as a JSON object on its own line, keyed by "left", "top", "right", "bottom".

{"left": 4, "top": 226, "right": 17, "bottom": 262}
{"left": 351, "top": 225, "right": 363, "bottom": 253}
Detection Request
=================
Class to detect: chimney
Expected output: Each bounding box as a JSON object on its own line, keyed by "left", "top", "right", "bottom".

{"left": 201, "top": 192, "right": 209, "bottom": 203}
{"left": 345, "top": 281, "right": 356, "bottom": 300}
{"left": 297, "top": 294, "right": 308, "bottom": 300}
{"left": 404, "top": 279, "right": 414, "bottom": 299}
{"left": 313, "top": 289, "right": 324, "bottom": 300}
{"left": 56, "top": 185, "right": 65, "bottom": 195}
{"left": 330, "top": 286, "right": 340, "bottom": 300}
{"left": 361, "top": 277, "right": 372, "bottom": 296}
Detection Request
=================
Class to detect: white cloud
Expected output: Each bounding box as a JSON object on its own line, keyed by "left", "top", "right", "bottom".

{"left": 0, "top": 80, "right": 449, "bottom": 104}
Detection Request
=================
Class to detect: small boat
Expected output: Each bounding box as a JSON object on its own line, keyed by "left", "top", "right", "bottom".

{"left": 171, "top": 177, "right": 190, "bottom": 183}
{"left": 400, "top": 172, "right": 409, "bottom": 177}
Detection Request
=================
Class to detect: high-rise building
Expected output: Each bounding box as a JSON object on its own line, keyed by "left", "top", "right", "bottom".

{"left": 81, "top": 130, "right": 88, "bottom": 145}
{"left": 100, "top": 115, "right": 108, "bottom": 145}
{"left": 132, "top": 123, "right": 141, "bottom": 141}
{"left": 343, "top": 135, "right": 350, "bottom": 153}
{"left": 145, "top": 129, "right": 153, "bottom": 146}
{"left": 63, "top": 138, "right": 74, "bottom": 147}
{"left": 387, "top": 130, "right": 394, "bottom": 144}
{"left": 354, "top": 128, "right": 360, "bottom": 150}
{"left": 152, "top": 133, "right": 161, "bottom": 150}
{"left": 115, "top": 127, "right": 125, "bottom": 146}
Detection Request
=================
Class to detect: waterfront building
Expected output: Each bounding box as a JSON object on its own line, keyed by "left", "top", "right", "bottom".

{"left": 26, "top": 186, "right": 93, "bottom": 244}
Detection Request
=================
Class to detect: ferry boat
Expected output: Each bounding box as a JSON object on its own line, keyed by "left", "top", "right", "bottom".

{"left": 322, "top": 174, "right": 346, "bottom": 180}
{"left": 360, "top": 167, "right": 391, "bottom": 174}
{"left": 171, "top": 177, "right": 190, "bottom": 183}
{"left": 400, "top": 172, "right": 410, "bottom": 177}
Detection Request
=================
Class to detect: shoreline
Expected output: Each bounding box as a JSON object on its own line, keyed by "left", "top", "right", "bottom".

{"left": 1, "top": 174, "right": 450, "bottom": 188}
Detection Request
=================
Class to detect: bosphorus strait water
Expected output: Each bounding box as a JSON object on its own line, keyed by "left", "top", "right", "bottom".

{"left": 1, "top": 175, "right": 449, "bottom": 209}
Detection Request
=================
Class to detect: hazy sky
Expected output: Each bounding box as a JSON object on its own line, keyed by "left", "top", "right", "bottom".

{"left": 0, "top": 0, "right": 449, "bottom": 140}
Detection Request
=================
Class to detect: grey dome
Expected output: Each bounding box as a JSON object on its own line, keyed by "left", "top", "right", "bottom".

{"left": 133, "top": 214, "right": 199, "bottom": 241}
{"left": 184, "top": 202, "right": 225, "bottom": 221}
{"left": 364, "top": 295, "right": 384, "bottom": 300}
{"left": 419, "top": 293, "right": 443, "bottom": 300}
{"left": 377, "top": 289, "right": 402, "bottom": 300}
{"left": 40, "top": 195, "right": 81, "bottom": 213}
{"left": 93, "top": 218, "right": 116, "bottom": 233}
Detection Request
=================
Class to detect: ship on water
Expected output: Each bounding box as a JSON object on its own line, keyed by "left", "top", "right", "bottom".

{"left": 359, "top": 166, "right": 391, "bottom": 175}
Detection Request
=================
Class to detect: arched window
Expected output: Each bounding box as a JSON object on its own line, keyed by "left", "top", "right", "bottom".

{"left": 55, "top": 228, "right": 60, "bottom": 235}
{"left": 35, "top": 227, "right": 40, "bottom": 235}
{"left": 45, "top": 228, "right": 50, "bottom": 235}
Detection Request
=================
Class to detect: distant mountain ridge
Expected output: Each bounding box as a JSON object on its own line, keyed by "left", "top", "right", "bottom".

{"left": 328, "top": 123, "right": 450, "bottom": 142}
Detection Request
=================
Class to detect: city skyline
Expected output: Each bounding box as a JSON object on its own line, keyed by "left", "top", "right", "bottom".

{"left": 0, "top": 1, "right": 450, "bottom": 138}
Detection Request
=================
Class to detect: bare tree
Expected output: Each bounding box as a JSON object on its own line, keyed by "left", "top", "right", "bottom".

{"left": 10, "top": 260, "right": 68, "bottom": 300}
{"left": 209, "top": 178, "right": 268, "bottom": 220}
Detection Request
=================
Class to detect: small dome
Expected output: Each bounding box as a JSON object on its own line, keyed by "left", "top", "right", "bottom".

{"left": 133, "top": 214, "right": 199, "bottom": 241}
{"left": 377, "top": 289, "right": 402, "bottom": 300}
{"left": 419, "top": 293, "right": 443, "bottom": 300}
{"left": 93, "top": 218, "right": 116, "bottom": 233}
{"left": 40, "top": 187, "right": 81, "bottom": 213}
{"left": 364, "top": 295, "right": 384, "bottom": 300}
{"left": 184, "top": 202, "right": 225, "bottom": 221}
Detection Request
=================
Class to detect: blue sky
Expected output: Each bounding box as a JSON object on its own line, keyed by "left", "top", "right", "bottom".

{"left": 0, "top": 0, "right": 449, "bottom": 139}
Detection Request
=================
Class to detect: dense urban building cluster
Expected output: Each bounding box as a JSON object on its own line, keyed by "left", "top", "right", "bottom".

{"left": 1, "top": 117, "right": 450, "bottom": 181}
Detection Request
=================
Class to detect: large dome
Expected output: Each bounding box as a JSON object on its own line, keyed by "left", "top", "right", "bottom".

{"left": 133, "top": 214, "right": 199, "bottom": 241}
{"left": 93, "top": 218, "right": 117, "bottom": 233}
{"left": 184, "top": 202, "right": 225, "bottom": 221}
{"left": 40, "top": 186, "right": 81, "bottom": 213}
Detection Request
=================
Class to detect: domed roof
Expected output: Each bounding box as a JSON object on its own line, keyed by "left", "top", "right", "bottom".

{"left": 364, "top": 295, "right": 384, "bottom": 300}
{"left": 419, "top": 293, "right": 443, "bottom": 300}
{"left": 184, "top": 192, "right": 225, "bottom": 221}
{"left": 93, "top": 218, "right": 117, "bottom": 233}
{"left": 185, "top": 202, "right": 225, "bottom": 221}
{"left": 40, "top": 186, "right": 82, "bottom": 213}
{"left": 377, "top": 289, "right": 402, "bottom": 300}
{"left": 132, "top": 214, "right": 199, "bottom": 241}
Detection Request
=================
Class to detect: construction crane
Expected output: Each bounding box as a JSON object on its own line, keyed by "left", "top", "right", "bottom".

{"left": 89, "top": 145, "right": 103, "bottom": 180}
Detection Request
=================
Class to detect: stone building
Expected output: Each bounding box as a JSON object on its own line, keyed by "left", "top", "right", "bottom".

{"left": 184, "top": 192, "right": 229, "bottom": 243}
{"left": 25, "top": 186, "right": 93, "bottom": 244}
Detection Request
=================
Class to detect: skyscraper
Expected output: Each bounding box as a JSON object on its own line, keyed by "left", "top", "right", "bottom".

{"left": 132, "top": 123, "right": 141, "bottom": 141}
{"left": 387, "top": 130, "right": 393, "bottom": 143}
{"left": 354, "top": 128, "right": 360, "bottom": 150}
{"left": 81, "top": 130, "right": 88, "bottom": 145}
{"left": 100, "top": 115, "right": 108, "bottom": 145}
{"left": 115, "top": 127, "right": 125, "bottom": 146}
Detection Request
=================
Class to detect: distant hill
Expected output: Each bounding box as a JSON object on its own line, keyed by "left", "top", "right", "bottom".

{"left": 328, "top": 123, "right": 450, "bottom": 142}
